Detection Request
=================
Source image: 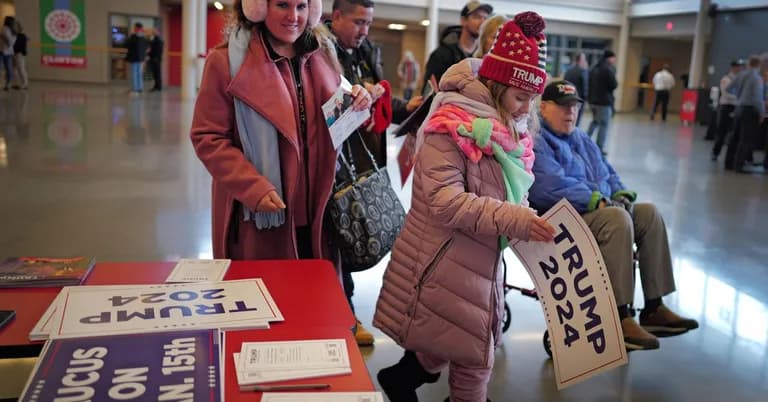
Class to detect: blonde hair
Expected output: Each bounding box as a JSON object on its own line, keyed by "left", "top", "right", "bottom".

{"left": 480, "top": 77, "right": 540, "bottom": 142}
{"left": 474, "top": 15, "right": 509, "bottom": 58}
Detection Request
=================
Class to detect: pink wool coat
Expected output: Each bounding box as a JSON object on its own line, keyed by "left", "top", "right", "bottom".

{"left": 191, "top": 29, "right": 340, "bottom": 260}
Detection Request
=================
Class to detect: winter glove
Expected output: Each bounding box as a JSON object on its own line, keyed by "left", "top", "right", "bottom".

{"left": 612, "top": 195, "right": 634, "bottom": 217}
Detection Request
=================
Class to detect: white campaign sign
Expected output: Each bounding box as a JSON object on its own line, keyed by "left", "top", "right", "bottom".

{"left": 50, "top": 279, "right": 282, "bottom": 339}
{"left": 510, "top": 199, "right": 627, "bottom": 389}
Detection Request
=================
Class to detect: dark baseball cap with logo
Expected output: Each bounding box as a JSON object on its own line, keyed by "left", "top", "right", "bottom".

{"left": 542, "top": 80, "right": 584, "bottom": 105}
{"left": 461, "top": 0, "right": 493, "bottom": 17}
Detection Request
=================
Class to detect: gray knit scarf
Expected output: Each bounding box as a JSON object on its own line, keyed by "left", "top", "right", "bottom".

{"left": 228, "top": 28, "right": 285, "bottom": 229}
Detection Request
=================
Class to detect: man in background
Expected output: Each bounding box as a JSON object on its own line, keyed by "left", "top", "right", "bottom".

{"left": 650, "top": 64, "right": 675, "bottom": 122}
{"left": 327, "top": 0, "right": 421, "bottom": 347}
{"left": 420, "top": 0, "right": 491, "bottom": 95}
{"left": 147, "top": 28, "right": 164, "bottom": 92}
{"left": 564, "top": 52, "right": 589, "bottom": 127}
{"left": 725, "top": 56, "right": 765, "bottom": 173}
{"left": 125, "top": 22, "right": 148, "bottom": 94}
{"left": 711, "top": 59, "right": 745, "bottom": 161}
{"left": 586, "top": 49, "right": 618, "bottom": 154}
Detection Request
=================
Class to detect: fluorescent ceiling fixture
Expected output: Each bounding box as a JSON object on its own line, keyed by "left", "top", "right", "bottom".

{"left": 388, "top": 23, "right": 406, "bottom": 30}
{"left": 214, "top": 1, "right": 224, "bottom": 10}
{"left": 420, "top": 19, "right": 430, "bottom": 26}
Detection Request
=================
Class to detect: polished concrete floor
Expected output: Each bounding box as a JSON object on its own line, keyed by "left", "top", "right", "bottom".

{"left": 1, "top": 83, "right": 767, "bottom": 401}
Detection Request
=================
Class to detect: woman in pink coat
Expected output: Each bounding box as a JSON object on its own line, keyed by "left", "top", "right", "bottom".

{"left": 191, "top": 0, "right": 370, "bottom": 261}
{"left": 373, "top": 14, "right": 555, "bottom": 402}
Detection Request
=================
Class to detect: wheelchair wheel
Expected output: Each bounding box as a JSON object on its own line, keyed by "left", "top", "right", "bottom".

{"left": 502, "top": 301, "right": 512, "bottom": 333}
{"left": 543, "top": 330, "right": 552, "bottom": 358}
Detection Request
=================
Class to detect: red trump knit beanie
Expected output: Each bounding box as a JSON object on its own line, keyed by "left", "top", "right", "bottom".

{"left": 478, "top": 11, "right": 547, "bottom": 94}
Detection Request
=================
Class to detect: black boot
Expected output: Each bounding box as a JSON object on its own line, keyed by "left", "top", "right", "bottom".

{"left": 377, "top": 350, "right": 440, "bottom": 402}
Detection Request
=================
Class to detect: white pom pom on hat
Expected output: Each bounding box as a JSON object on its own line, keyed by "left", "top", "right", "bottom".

{"left": 242, "top": 0, "right": 322, "bottom": 28}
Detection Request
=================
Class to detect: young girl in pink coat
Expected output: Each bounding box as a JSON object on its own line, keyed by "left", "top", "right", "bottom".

{"left": 373, "top": 13, "right": 555, "bottom": 402}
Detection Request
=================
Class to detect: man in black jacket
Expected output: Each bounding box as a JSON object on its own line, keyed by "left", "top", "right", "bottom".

{"left": 125, "top": 22, "right": 148, "bottom": 94}
{"left": 420, "top": 0, "right": 491, "bottom": 95}
{"left": 328, "top": 0, "right": 421, "bottom": 347}
{"left": 147, "top": 29, "right": 164, "bottom": 92}
{"left": 586, "top": 49, "right": 618, "bottom": 153}
{"left": 564, "top": 52, "right": 589, "bottom": 127}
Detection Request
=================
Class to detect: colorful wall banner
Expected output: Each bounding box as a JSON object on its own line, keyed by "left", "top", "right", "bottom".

{"left": 39, "top": 0, "right": 87, "bottom": 68}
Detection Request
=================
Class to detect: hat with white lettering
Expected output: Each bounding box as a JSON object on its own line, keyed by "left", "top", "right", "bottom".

{"left": 479, "top": 11, "right": 547, "bottom": 94}
{"left": 542, "top": 80, "right": 584, "bottom": 105}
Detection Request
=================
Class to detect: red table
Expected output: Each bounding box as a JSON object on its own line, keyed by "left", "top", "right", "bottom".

{"left": 0, "top": 260, "right": 375, "bottom": 399}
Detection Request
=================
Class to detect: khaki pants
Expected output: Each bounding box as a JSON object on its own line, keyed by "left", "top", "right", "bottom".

{"left": 581, "top": 203, "right": 676, "bottom": 306}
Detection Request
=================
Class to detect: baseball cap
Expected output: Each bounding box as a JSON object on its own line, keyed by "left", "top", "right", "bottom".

{"left": 731, "top": 59, "right": 746, "bottom": 66}
{"left": 542, "top": 80, "right": 584, "bottom": 105}
{"left": 461, "top": 0, "right": 493, "bottom": 17}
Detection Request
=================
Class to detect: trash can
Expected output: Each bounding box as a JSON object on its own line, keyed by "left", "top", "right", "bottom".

{"left": 680, "top": 89, "right": 698, "bottom": 125}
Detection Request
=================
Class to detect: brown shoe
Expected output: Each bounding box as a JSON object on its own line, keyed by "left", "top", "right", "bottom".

{"left": 621, "top": 317, "right": 660, "bottom": 350}
{"left": 640, "top": 305, "right": 699, "bottom": 336}
{"left": 354, "top": 319, "right": 375, "bottom": 346}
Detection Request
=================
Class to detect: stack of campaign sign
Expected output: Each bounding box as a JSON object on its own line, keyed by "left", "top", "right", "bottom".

{"left": 21, "top": 278, "right": 285, "bottom": 401}
{"left": 20, "top": 329, "right": 224, "bottom": 402}
{"left": 29, "top": 279, "right": 283, "bottom": 341}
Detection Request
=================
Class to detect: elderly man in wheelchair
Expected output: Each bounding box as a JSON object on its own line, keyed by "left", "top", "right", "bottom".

{"left": 527, "top": 80, "right": 699, "bottom": 351}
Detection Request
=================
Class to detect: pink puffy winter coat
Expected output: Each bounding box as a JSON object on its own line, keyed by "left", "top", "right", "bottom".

{"left": 373, "top": 59, "right": 537, "bottom": 368}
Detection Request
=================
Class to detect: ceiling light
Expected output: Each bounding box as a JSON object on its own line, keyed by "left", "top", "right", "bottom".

{"left": 214, "top": 1, "right": 224, "bottom": 10}
{"left": 388, "top": 23, "right": 406, "bottom": 30}
{"left": 420, "top": 19, "right": 430, "bottom": 26}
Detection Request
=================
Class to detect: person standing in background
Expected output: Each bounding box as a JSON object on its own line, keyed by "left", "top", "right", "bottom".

{"left": 397, "top": 50, "right": 419, "bottom": 100}
{"left": 564, "top": 52, "right": 589, "bottom": 127}
{"left": 147, "top": 28, "right": 164, "bottom": 92}
{"left": 725, "top": 56, "right": 765, "bottom": 173}
{"left": 650, "top": 64, "right": 675, "bottom": 122}
{"left": 327, "top": 0, "right": 421, "bottom": 347}
{"left": 586, "top": 49, "right": 618, "bottom": 154}
{"left": 711, "top": 59, "right": 745, "bottom": 161}
{"left": 125, "top": 22, "right": 148, "bottom": 94}
{"left": 1, "top": 16, "right": 17, "bottom": 91}
{"left": 473, "top": 14, "right": 507, "bottom": 57}
{"left": 420, "top": 0, "right": 492, "bottom": 95}
{"left": 11, "top": 20, "right": 27, "bottom": 90}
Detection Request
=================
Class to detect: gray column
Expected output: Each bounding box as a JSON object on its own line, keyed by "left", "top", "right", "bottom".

{"left": 689, "top": 0, "right": 710, "bottom": 88}
{"left": 197, "top": 0, "right": 208, "bottom": 89}
{"left": 424, "top": 0, "right": 439, "bottom": 66}
{"left": 614, "top": 0, "right": 631, "bottom": 112}
{"left": 181, "top": 0, "right": 199, "bottom": 99}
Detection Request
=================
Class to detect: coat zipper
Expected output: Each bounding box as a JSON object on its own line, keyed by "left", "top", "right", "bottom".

{"left": 402, "top": 238, "right": 454, "bottom": 337}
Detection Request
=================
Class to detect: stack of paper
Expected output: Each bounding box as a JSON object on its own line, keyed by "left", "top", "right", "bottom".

{"left": 261, "top": 392, "right": 383, "bottom": 402}
{"left": 234, "top": 339, "right": 352, "bottom": 389}
{"left": 165, "top": 258, "right": 231, "bottom": 283}
{"left": 30, "top": 279, "right": 282, "bottom": 341}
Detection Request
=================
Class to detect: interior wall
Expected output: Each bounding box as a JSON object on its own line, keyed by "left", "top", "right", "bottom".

{"left": 637, "top": 38, "right": 693, "bottom": 113}
{"left": 368, "top": 27, "right": 402, "bottom": 88}
{"left": 619, "top": 37, "right": 643, "bottom": 112}
{"left": 0, "top": 0, "right": 13, "bottom": 20}
{"left": 707, "top": 7, "right": 768, "bottom": 87}
{"left": 14, "top": 0, "right": 159, "bottom": 84}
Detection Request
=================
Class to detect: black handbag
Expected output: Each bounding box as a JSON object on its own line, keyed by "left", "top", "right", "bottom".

{"left": 326, "top": 133, "right": 406, "bottom": 272}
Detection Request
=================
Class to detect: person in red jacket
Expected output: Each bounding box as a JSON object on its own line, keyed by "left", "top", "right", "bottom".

{"left": 190, "top": 0, "right": 370, "bottom": 262}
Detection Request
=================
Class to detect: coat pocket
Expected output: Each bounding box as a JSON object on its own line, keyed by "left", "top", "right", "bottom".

{"left": 402, "top": 237, "right": 453, "bottom": 338}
